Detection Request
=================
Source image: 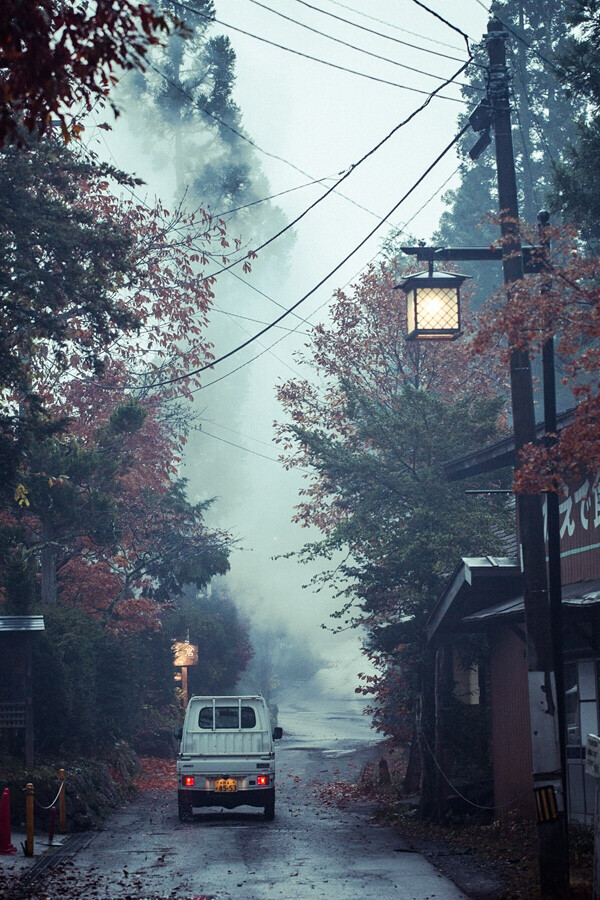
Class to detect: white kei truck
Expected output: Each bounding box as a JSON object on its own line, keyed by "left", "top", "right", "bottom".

{"left": 175, "top": 695, "right": 283, "bottom": 821}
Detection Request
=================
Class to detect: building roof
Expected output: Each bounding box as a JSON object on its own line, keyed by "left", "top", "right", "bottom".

{"left": 427, "top": 557, "right": 522, "bottom": 642}
{"left": 462, "top": 578, "right": 600, "bottom": 627}
{"left": 0, "top": 616, "right": 45, "bottom": 633}
{"left": 442, "top": 408, "right": 576, "bottom": 481}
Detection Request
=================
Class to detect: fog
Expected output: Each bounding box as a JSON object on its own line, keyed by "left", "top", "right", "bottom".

{"left": 93, "top": 0, "right": 489, "bottom": 700}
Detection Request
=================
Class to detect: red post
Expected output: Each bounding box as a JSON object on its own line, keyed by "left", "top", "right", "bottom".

{"left": 0, "top": 788, "right": 17, "bottom": 855}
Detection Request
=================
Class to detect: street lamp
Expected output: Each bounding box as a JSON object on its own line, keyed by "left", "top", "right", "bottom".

{"left": 398, "top": 264, "right": 468, "bottom": 341}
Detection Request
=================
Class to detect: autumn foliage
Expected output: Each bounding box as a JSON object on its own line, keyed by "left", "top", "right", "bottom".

{"left": 275, "top": 260, "right": 511, "bottom": 752}
{"left": 0, "top": 0, "right": 174, "bottom": 146}
{"left": 276, "top": 262, "right": 501, "bottom": 533}
{"left": 0, "top": 140, "right": 238, "bottom": 633}
{"left": 472, "top": 223, "right": 600, "bottom": 492}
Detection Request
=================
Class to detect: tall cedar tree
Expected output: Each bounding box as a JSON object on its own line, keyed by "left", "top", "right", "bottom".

{"left": 410, "top": 0, "right": 585, "bottom": 307}
{"left": 549, "top": 0, "right": 600, "bottom": 246}
{"left": 119, "top": 0, "right": 280, "bottom": 224}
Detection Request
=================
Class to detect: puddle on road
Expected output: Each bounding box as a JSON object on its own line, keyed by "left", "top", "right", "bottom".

{"left": 321, "top": 749, "right": 358, "bottom": 758}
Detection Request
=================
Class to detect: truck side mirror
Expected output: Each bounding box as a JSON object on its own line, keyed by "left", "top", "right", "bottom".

{"left": 273, "top": 727, "right": 283, "bottom": 740}
{"left": 173, "top": 726, "right": 183, "bottom": 741}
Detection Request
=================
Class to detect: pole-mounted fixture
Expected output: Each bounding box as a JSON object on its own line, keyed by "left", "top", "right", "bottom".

{"left": 396, "top": 247, "right": 468, "bottom": 341}
{"left": 399, "top": 268, "right": 467, "bottom": 341}
{"left": 399, "top": 241, "right": 543, "bottom": 343}
{"left": 468, "top": 100, "right": 493, "bottom": 160}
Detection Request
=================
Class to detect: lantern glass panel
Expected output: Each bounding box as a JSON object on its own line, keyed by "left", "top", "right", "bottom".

{"left": 407, "top": 290, "right": 416, "bottom": 335}
{"left": 415, "top": 286, "right": 460, "bottom": 333}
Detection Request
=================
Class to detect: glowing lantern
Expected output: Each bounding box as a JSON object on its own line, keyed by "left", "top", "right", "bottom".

{"left": 398, "top": 269, "right": 468, "bottom": 341}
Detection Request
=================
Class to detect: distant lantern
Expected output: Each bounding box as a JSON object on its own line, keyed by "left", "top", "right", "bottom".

{"left": 398, "top": 269, "right": 468, "bottom": 341}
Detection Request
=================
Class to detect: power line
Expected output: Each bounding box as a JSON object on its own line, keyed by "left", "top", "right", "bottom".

{"left": 147, "top": 57, "right": 472, "bottom": 288}
{"left": 211, "top": 306, "right": 310, "bottom": 335}
{"left": 211, "top": 172, "right": 342, "bottom": 219}
{"left": 247, "top": 0, "right": 476, "bottom": 89}
{"left": 161, "top": 160, "right": 468, "bottom": 406}
{"left": 202, "top": 418, "right": 279, "bottom": 449}
{"left": 224, "top": 267, "right": 313, "bottom": 329}
{"left": 198, "top": 425, "right": 313, "bottom": 471}
{"left": 469, "top": 0, "right": 564, "bottom": 76}
{"left": 322, "top": 0, "right": 464, "bottom": 51}
{"left": 159, "top": 165, "right": 460, "bottom": 398}
{"left": 409, "top": 0, "right": 472, "bottom": 44}
{"left": 199, "top": 426, "right": 284, "bottom": 464}
{"left": 186, "top": 166, "right": 468, "bottom": 416}
{"left": 292, "top": 0, "right": 470, "bottom": 62}
{"left": 169, "top": 0, "right": 467, "bottom": 100}
{"left": 156, "top": 119, "right": 472, "bottom": 393}
{"left": 394, "top": 165, "right": 461, "bottom": 235}
{"left": 84, "top": 34, "right": 472, "bottom": 398}
{"left": 95, "top": 64, "right": 459, "bottom": 347}
{"left": 145, "top": 59, "right": 407, "bottom": 223}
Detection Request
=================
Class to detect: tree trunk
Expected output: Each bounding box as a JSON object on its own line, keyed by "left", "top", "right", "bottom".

{"left": 403, "top": 719, "right": 421, "bottom": 795}
{"left": 40, "top": 519, "right": 57, "bottom": 604}
{"left": 417, "top": 646, "right": 437, "bottom": 819}
{"left": 434, "top": 645, "right": 455, "bottom": 823}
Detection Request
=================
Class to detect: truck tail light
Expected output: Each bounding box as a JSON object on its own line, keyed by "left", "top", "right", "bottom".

{"left": 183, "top": 776, "right": 195, "bottom": 787}
{"left": 257, "top": 775, "right": 269, "bottom": 786}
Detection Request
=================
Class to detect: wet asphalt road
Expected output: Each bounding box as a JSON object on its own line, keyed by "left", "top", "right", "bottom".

{"left": 20, "top": 697, "right": 469, "bottom": 900}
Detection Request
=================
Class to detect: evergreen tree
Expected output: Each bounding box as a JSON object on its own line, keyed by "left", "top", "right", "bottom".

{"left": 427, "top": 0, "right": 583, "bottom": 305}
{"left": 118, "top": 0, "right": 281, "bottom": 230}
{"left": 549, "top": 0, "right": 600, "bottom": 245}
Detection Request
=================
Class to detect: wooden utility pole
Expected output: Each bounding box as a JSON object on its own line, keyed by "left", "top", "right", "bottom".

{"left": 486, "top": 19, "right": 568, "bottom": 896}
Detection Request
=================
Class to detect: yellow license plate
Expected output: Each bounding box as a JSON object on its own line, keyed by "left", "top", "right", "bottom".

{"left": 214, "top": 778, "right": 237, "bottom": 793}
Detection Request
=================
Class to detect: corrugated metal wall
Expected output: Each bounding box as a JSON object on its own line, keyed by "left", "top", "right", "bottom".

{"left": 490, "top": 627, "right": 536, "bottom": 820}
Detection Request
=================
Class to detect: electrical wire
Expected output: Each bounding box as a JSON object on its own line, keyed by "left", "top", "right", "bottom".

{"left": 145, "top": 59, "right": 409, "bottom": 224}
{"left": 155, "top": 119, "right": 472, "bottom": 393}
{"left": 146, "top": 56, "right": 472, "bottom": 288}
{"left": 128, "top": 152, "right": 463, "bottom": 402}
{"left": 291, "top": 0, "right": 470, "bottom": 62}
{"left": 197, "top": 425, "right": 313, "bottom": 471}
{"left": 409, "top": 0, "right": 472, "bottom": 44}
{"left": 80, "top": 36, "right": 473, "bottom": 398}
{"left": 201, "top": 417, "right": 280, "bottom": 449}
{"left": 211, "top": 306, "right": 310, "bottom": 335}
{"left": 470, "top": 0, "right": 564, "bottom": 76}
{"left": 211, "top": 172, "right": 342, "bottom": 219}
{"left": 393, "top": 165, "right": 461, "bottom": 236}
{"left": 168, "top": 0, "right": 467, "bottom": 100}
{"left": 199, "top": 426, "right": 286, "bottom": 464}
{"left": 247, "top": 0, "right": 476, "bottom": 90}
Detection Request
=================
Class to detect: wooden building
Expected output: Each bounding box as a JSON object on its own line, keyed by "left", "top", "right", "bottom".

{"left": 428, "top": 432, "right": 600, "bottom": 824}
{"left": 0, "top": 615, "right": 45, "bottom": 769}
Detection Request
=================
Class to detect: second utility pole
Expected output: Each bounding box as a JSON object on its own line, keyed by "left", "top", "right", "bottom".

{"left": 486, "top": 18, "right": 568, "bottom": 897}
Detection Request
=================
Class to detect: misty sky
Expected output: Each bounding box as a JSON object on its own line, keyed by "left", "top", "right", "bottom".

{"left": 95, "top": 0, "right": 492, "bottom": 695}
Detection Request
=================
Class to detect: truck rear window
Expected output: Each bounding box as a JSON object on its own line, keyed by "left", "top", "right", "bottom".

{"left": 198, "top": 706, "right": 257, "bottom": 729}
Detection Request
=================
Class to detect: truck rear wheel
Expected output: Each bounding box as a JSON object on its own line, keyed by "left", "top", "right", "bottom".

{"left": 178, "top": 791, "right": 193, "bottom": 822}
{"left": 263, "top": 789, "right": 275, "bottom": 820}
